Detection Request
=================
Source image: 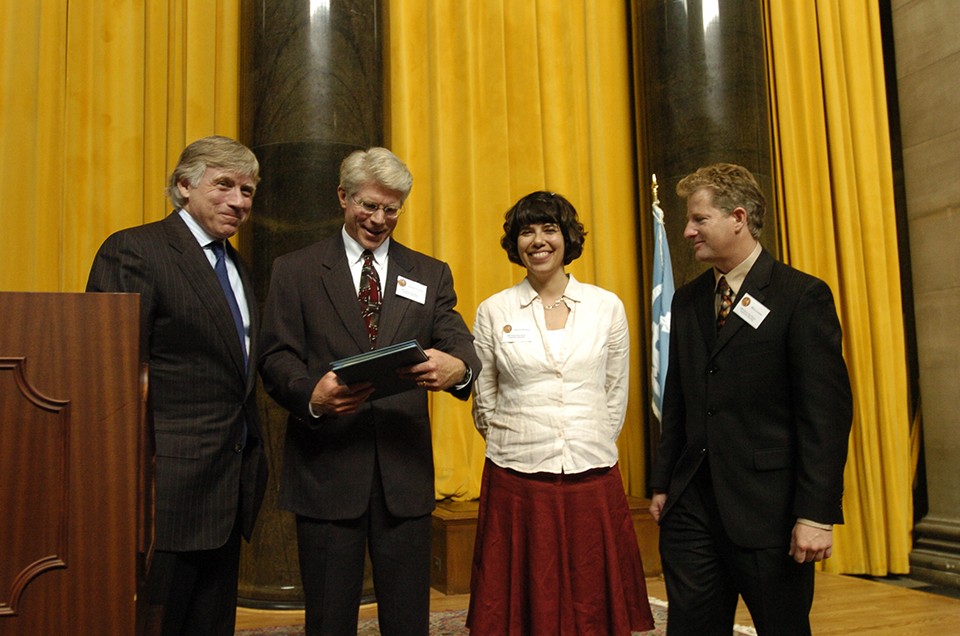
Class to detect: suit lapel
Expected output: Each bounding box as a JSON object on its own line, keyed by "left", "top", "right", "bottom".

{"left": 230, "top": 241, "right": 258, "bottom": 389}
{"left": 319, "top": 236, "right": 371, "bottom": 352}
{"left": 162, "top": 213, "right": 248, "bottom": 378}
{"left": 377, "top": 242, "right": 414, "bottom": 347}
{"left": 710, "top": 249, "right": 775, "bottom": 357}
{"left": 693, "top": 271, "right": 719, "bottom": 350}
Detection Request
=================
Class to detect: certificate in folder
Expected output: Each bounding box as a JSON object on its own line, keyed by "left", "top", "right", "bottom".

{"left": 330, "top": 339, "right": 429, "bottom": 400}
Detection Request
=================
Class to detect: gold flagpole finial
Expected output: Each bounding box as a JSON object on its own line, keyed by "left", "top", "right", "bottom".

{"left": 652, "top": 174, "right": 660, "bottom": 206}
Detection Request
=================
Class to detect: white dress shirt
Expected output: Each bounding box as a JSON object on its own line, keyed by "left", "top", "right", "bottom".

{"left": 341, "top": 227, "right": 390, "bottom": 293}
{"left": 178, "top": 209, "right": 251, "bottom": 354}
{"left": 472, "top": 274, "right": 630, "bottom": 474}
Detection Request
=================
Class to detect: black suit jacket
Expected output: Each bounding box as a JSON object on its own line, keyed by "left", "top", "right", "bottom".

{"left": 87, "top": 212, "right": 268, "bottom": 551}
{"left": 650, "top": 249, "right": 852, "bottom": 548}
{"left": 259, "top": 234, "right": 480, "bottom": 520}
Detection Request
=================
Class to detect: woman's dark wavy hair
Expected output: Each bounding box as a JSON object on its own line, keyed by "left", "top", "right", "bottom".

{"left": 500, "top": 191, "right": 587, "bottom": 266}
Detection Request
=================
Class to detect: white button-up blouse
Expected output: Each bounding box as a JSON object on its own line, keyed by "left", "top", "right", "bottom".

{"left": 471, "top": 274, "right": 630, "bottom": 474}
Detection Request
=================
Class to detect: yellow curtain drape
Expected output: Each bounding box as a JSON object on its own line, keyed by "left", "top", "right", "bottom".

{"left": 0, "top": 1, "right": 242, "bottom": 293}
{"left": 385, "top": 0, "right": 646, "bottom": 500}
{"left": 766, "top": 0, "right": 912, "bottom": 574}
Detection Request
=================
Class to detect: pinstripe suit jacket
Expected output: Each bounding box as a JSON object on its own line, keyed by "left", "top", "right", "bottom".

{"left": 258, "top": 234, "right": 480, "bottom": 520}
{"left": 87, "top": 212, "right": 268, "bottom": 551}
{"left": 650, "top": 249, "right": 852, "bottom": 548}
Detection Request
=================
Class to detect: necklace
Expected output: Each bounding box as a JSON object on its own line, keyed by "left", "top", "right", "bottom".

{"left": 542, "top": 296, "right": 566, "bottom": 310}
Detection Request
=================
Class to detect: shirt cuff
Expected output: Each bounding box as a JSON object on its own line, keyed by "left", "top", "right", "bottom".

{"left": 797, "top": 518, "right": 833, "bottom": 530}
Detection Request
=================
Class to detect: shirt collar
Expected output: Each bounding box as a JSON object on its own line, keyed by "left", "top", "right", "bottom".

{"left": 341, "top": 226, "right": 390, "bottom": 265}
{"left": 714, "top": 241, "right": 762, "bottom": 294}
{"left": 518, "top": 273, "right": 582, "bottom": 308}
{"left": 178, "top": 209, "right": 220, "bottom": 248}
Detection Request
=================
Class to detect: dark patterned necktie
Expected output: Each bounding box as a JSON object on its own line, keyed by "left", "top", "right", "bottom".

{"left": 358, "top": 250, "right": 382, "bottom": 349}
{"left": 717, "top": 275, "right": 735, "bottom": 330}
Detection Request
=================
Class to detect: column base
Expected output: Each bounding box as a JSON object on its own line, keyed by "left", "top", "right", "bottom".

{"left": 910, "top": 516, "right": 960, "bottom": 589}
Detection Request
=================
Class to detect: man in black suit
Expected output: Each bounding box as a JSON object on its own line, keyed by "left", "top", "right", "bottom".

{"left": 259, "top": 147, "right": 480, "bottom": 636}
{"left": 649, "top": 163, "right": 852, "bottom": 635}
{"left": 87, "top": 136, "right": 268, "bottom": 636}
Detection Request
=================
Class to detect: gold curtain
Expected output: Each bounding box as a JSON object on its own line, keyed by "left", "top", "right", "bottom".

{"left": 0, "top": 1, "right": 242, "bottom": 293}
{"left": 4, "top": 2, "right": 913, "bottom": 576}
{"left": 765, "top": 0, "right": 912, "bottom": 574}
{"left": 385, "top": 0, "right": 646, "bottom": 500}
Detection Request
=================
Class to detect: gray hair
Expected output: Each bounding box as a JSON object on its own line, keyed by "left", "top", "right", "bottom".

{"left": 166, "top": 136, "right": 260, "bottom": 208}
{"left": 339, "top": 147, "right": 413, "bottom": 200}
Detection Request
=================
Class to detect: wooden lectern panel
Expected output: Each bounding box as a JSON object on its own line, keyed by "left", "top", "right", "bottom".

{"left": 0, "top": 292, "right": 150, "bottom": 635}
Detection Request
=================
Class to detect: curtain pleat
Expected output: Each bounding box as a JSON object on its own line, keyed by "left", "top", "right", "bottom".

{"left": 386, "top": 0, "right": 645, "bottom": 500}
{"left": 0, "top": 0, "right": 241, "bottom": 292}
{"left": 2, "top": 1, "right": 69, "bottom": 291}
{"left": 766, "top": 0, "right": 912, "bottom": 574}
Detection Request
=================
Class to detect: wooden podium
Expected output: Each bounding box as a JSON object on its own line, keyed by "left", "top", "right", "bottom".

{"left": 0, "top": 292, "right": 151, "bottom": 635}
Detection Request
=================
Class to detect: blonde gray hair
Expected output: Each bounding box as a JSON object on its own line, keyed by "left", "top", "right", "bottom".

{"left": 677, "top": 163, "right": 765, "bottom": 239}
{"left": 167, "top": 136, "right": 260, "bottom": 208}
{"left": 339, "top": 147, "right": 413, "bottom": 200}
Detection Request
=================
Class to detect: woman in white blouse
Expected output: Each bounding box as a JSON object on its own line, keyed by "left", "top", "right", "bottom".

{"left": 467, "top": 192, "right": 654, "bottom": 635}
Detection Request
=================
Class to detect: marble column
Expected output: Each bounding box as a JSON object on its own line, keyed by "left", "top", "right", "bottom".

{"left": 632, "top": 0, "right": 777, "bottom": 288}
{"left": 629, "top": 0, "right": 777, "bottom": 464}
{"left": 237, "top": 0, "right": 382, "bottom": 607}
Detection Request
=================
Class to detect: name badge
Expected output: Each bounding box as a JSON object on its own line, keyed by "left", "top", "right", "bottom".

{"left": 733, "top": 293, "right": 770, "bottom": 329}
{"left": 501, "top": 324, "right": 536, "bottom": 343}
{"left": 395, "top": 276, "right": 427, "bottom": 304}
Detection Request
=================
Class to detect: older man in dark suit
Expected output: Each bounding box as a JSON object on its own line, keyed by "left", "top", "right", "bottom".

{"left": 87, "top": 136, "right": 268, "bottom": 636}
{"left": 259, "top": 147, "right": 480, "bottom": 636}
{"left": 649, "top": 163, "right": 852, "bottom": 635}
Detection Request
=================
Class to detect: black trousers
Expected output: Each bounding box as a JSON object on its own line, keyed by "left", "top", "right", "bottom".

{"left": 659, "top": 464, "right": 815, "bottom": 636}
{"left": 295, "top": 463, "right": 432, "bottom": 636}
{"left": 139, "top": 527, "right": 242, "bottom": 636}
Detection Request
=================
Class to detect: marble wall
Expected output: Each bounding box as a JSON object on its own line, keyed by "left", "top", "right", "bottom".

{"left": 891, "top": 0, "right": 960, "bottom": 587}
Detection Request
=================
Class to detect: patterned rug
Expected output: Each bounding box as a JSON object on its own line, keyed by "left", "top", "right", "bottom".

{"left": 235, "top": 597, "right": 757, "bottom": 635}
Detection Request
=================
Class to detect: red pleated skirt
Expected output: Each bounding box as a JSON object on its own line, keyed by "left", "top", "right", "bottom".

{"left": 466, "top": 459, "right": 655, "bottom": 635}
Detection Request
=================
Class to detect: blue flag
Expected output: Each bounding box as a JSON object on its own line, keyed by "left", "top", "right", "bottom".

{"left": 651, "top": 200, "right": 675, "bottom": 423}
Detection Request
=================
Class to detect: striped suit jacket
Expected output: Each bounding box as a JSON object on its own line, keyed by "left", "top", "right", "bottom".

{"left": 87, "top": 212, "right": 268, "bottom": 551}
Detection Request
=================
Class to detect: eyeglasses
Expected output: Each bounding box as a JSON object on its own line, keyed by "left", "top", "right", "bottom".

{"left": 352, "top": 195, "right": 403, "bottom": 218}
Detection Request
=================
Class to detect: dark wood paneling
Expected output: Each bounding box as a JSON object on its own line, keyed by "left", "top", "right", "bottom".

{"left": 0, "top": 292, "right": 149, "bottom": 635}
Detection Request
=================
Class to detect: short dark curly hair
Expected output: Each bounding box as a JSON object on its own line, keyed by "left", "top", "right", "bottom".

{"left": 500, "top": 191, "right": 587, "bottom": 266}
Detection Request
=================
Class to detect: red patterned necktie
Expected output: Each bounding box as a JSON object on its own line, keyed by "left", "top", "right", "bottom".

{"left": 717, "top": 275, "right": 735, "bottom": 330}
{"left": 358, "top": 250, "right": 382, "bottom": 348}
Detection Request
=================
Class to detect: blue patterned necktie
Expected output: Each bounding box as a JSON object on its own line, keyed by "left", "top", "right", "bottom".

{"left": 358, "top": 250, "right": 382, "bottom": 349}
{"left": 209, "top": 241, "right": 247, "bottom": 366}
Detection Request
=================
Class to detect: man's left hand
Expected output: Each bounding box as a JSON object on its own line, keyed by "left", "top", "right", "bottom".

{"left": 399, "top": 348, "right": 467, "bottom": 392}
{"left": 789, "top": 522, "right": 833, "bottom": 564}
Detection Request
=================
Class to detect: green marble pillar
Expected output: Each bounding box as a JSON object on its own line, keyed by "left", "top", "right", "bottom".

{"left": 237, "top": 0, "right": 383, "bottom": 609}
{"left": 633, "top": 0, "right": 778, "bottom": 289}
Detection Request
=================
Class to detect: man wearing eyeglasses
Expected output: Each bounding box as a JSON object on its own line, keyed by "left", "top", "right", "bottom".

{"left": 259, "top": 147, "right": 480, "bottom": 636}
